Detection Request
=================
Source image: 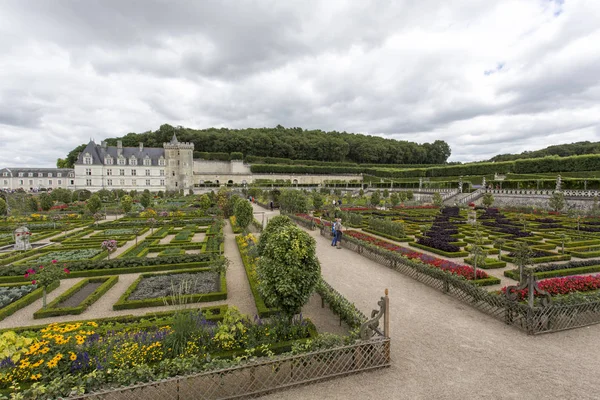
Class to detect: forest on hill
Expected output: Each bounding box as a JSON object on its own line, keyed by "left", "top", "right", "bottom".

{"left": 489, "top": 141, "right": 600, "bottom": 162}
{"left": 58, "top": 124, "right": 451, "bottom": 168}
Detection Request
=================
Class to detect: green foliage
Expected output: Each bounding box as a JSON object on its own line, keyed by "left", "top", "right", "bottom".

{"left": 489, "top": 141, "right": 600, "bottom": 162}
{"left": 87, "top": 195, "right": 102, "bottom": 214}
{"left": 312, "top": 193, "right": 324, "bottom": 211}
{"left": 38, "top": 193, "right": 53, "bottom": 211}
{"left": 432, "top": 192, "right": 443, "bottom": 207}
{"left": 257, "top": 215, "right": 294, "bottom": 256}
{"left": 0, "top": 199, "right": 6, "bottom": 216}
{"left": 278, "top": 189, "right": 308, "bottom": 214}
{"left": 198, "top": 194, "right": 211, "bottom": 210}
{"left": 233, "top": 200, "right": 253, "bottom": 230}
{"left": 140, "top": 192, "right": 152, "bottom": 208}
{"left": 370, "top": 191, "right": 381, "bottom": 207}
{"left": 390, "top": 192, "right": 400, "bottom": 207}
{"left": 0, "top": 331, "right": 33, "bottom": 363}
{"left": 257, "top": 224, "right": 321, "bottom": 316}
{"left": 548, "top": 192, "right": 566, "bottom": 212}
{"left": 120, "top": 195, "right": 133, "bottom": 213}
{"left": 405, "top": 190, "right": 414, "bottom": 200}
{"left": 368, "top": 218, "right": 405, "bottom": 238}
{"left": 482, "top": 192, "right": 494, "bottom": 207}
{"left": 49, "top": 188, "right": 72, "bottom": 204}
{"left": 512, "top": 242, "right": 532, "bottom": 281}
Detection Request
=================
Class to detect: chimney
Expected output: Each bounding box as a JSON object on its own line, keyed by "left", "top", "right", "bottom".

{"left": 101, "top": 141, "right": 107, "bottom": 149}
{"left": 139, "top": 142, "right": 143, "bottom": 152}
{"left": 117, "top": 140, "right": 123, "bottom": 156}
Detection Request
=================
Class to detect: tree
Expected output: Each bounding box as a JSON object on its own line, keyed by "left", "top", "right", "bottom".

{"left": 494, "top": 238, "right": 506, "bottom": 257}
{"left": 359, "top": 189, "right": 364, "bottom": 197}
{"left": 257, "top": 215, "right": 294, "bottom": 256}
{"left": 140, "top": 192, "right": 152, "bottom": 208}
{"left": 39, "top": 193, "right": 53, "bottom": 211}
{"left": 432, "top": 192, "right": 443, "bottom": 207}
{"left": 390, "top": 192, "right": 400, "bottom": 207}
{"left": 548, "top": 192, "right": 565, "bottom": 212}
{"left": 0, "top": 198, "right": 6, "bottom": 216}
{"left": 512, "top": 242, "right": 532, "bottom": 283}
{"left": 383, "top": 189, "right": 389, "bottom": 199}
{"left": 50, "top": 188, "right": 72, "bottom": 204}
{"left": 256, "top": 224, "right": 321, "bottom": 317}
{"left": 312, "top": 193, "right": 324, "bottom": 211}
{"left": 406, "top": 190, "right": 414, "bottom": 200}
{"left": 198, "top": 194, "right": 211, "bottom": 210}
{"left": 27, "top": 196, "right": 39, "bottom": 212}
{"left": 96, "top": 189, "right": 114, "bottom": 202}
{"left": 482, "top": 192, "right": 494, "bottom": 208}
{"left": 233, "top": 200, "right": 253, "bottom": 230}
{"left": 279, "top": 189, "right": 308, "bottom": 214}
{"left": 87, "top": 195, "right": 102, "bottom": 214}
{"left": 370, "top": 191, "right": 381, "bottom": 207}
{"left": 121, "top": 195, "right": 133, "bottom": 213}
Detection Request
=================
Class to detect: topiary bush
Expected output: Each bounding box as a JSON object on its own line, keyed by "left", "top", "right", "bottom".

{"left": 256, "top": 215, "right": 294, "bottom": 256}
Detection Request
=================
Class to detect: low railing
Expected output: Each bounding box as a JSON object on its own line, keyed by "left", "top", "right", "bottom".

{"left": 487, "top": 189, "right": 600, "bottom": 197}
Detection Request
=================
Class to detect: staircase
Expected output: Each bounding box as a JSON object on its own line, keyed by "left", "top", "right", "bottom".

{"left": 443, "top": 189, "right": 485, "bottom": 206}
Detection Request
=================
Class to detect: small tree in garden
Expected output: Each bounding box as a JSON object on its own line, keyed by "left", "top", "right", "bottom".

{"left": 233, "top": 200, "right": 253, "bottom": 231}
{"left": 370, "top": 191, "right": 381, "bottom": 207}
{"left": 93, "top": 212, "right": 103, "bottom": 227}
{"left": 383, "top": 189, "right": 389, "bottom": 199}
{"left": 390, "top": 192, "right": 400, "bottom": 207}
{"left": 359, "top": 188, "right": 364, "bottom": 197}
{"left": 406, "top": 190, "right": 414, "bottom": 200}
{"left": 482, "top": 192, "right": 494, "bottom": 208}
{"left": 199, "top": 194, "right": 212, "bottom": 210}
{"left": 279, "top": 189, "right": 308, "bottom": 214}
{"left": 87, "top": 194, "right": 102, "bottom": 214}
{"left": 257, "top": 224, "right": 321, "bottom": 318}
{"left": 121, "top": 195, "right": 133, "bottom": 213}
{"left": 257, "top": 215, "right": 294, "bottom": 256}
{"left": 432, "top": 192, "right": 443, "bottom": 207}
{"left": 101, "top": 239, "right": 118, "bottom": 259}
{"left": 312, "top": 192, "right": 324, "bottom": 211}
{"left": 27, "top": 196, "right": 39, "bottom": 212}
{"left": 549, "top": 192, "right": 565, "bottom": 212}
{"left": 39, "top": 193, "right": 53, "bottom": 211}
{"left": 24, "top": 260, "right": 69, "bottom": 308}
{"left": 147, "top": 217, "right": 157, "bottom": 234}
{"left": 513, "top": 242, "right": 532, "bottom": 283}
{"left": 140, "top": 192, "right": 152, "bottom": 208}
{"left": 494, "top": 238, "right": 506, "bottom": 257}
{"left": 399, "top": 191, "right": 408, "bottom": 203}
{"left": 559, "top": 233, "right": 569, "bottom": 254}
{"left": 469, "top": 243, "right": 486, "bottom": 280}
{"left": 0, "top": 198, "right": 6, "bottom": 216}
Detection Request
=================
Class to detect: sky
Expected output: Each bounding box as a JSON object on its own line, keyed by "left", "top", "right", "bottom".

{"left": 0, "top": 0, "right": 599, "bottom": 167}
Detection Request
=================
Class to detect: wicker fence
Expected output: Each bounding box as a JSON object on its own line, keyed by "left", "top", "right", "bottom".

{"left": 319, "top": 229, "right": 600, "bottom": 335}
{"left": 68, "top": 337, "right": 390, "bottom": 400}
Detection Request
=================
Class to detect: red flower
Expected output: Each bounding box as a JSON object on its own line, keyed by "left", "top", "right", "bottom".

{"left": 51, "top": 259, "right": 58, "bottom": 264}
{"left": 39, "top": 266, "right": 44, "bottom": 270}
{"left": 24, "top": 273, "right": 29, "bottom": 278}
{"left": 31, "top": 280, "right": 36, "bottom": 285}
{"left": 64, "top": 268, "right": 70, "bottom": 274}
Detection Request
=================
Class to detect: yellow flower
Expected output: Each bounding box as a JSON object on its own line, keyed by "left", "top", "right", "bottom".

{"left": 39, "top": 347, "right": 50, "bottom": 355}
{"left": 69, "top": 352, "right": 77, "bottom": 361}
{"left": 30, "top": 373, "right": 42, "bottom": 381}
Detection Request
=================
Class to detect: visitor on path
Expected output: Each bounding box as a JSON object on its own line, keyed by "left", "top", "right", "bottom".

{"left": 270, "top": 201, "right": 273, "bottom": 211}
{"left": 335, "top": 218, "right": 343, "bottom": 249}
{"left": 331, "top": 220, "right": 337, "bottom": 246}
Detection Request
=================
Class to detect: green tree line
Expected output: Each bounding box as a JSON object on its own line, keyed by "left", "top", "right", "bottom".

{"left": 489, "top": 141, "right": 600, "bottom": 162}
{"left": 59, "top": 124, "right": 451, "bottom": 167}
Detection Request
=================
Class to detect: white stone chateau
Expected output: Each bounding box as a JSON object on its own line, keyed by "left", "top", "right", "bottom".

{"left": 2, "top": 133, "right": 363, "bottom": 193}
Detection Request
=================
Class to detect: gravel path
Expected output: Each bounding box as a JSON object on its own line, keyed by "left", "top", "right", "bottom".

{"left": 258, "top": 219, "right": 600, "bottom": 400}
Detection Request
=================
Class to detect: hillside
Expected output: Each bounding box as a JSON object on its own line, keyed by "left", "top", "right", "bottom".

{"left": 58, "top": 124, "right": 451, "bottom": 168}
{"left": 489, "top": 141, "right": 600, "bottom": 162}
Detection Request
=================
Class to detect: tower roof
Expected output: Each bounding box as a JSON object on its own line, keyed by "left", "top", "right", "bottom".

{"left": 170, "top": 133, "right": 179, "bottom": 144}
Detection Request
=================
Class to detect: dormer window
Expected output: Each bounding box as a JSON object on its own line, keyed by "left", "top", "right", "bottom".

{"left": 118, "top": 157, "right": 126, "bottom": 165}
{"left": 129, "top": 156, "right": 137, "bottom": 166}
{"left": 105, "top": 156, "right": 113, "bottom": 165}
{"left": 158, "top": 157, "right": 165, "bottom": 166}
{"left": 83, "top": 153, "right": 92, "bottom": 164}
{"left": 143, "top": 157, "right": 151, "bottom": 166}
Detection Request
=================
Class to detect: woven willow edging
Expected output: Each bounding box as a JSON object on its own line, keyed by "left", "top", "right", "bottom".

{"left": 318, "top": 229, "right": 600, "bottom": 335}
{"left": 69, "top": 337, "right": 391, "bottom": 400}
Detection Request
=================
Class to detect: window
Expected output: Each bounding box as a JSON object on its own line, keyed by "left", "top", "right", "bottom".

{"left": 29, "top": 179, "right": 33, "bottom": 185}
{"left": 70, "top": 180, "right": 74, "bottom": 185}
{"left": 145, "top": 169, "right": 150, "bottom": 176}
{"left": 58, "top": 180, "right": 62, "bottom": 185}
{"left": 84, "top": 156, "right": 92, "bottom": 164}
{"left": 85, "top": 168, "right": 92, "bottom": 176}
{"left": 28, "top": 173, "right": 33, "bottom": 177}
{"left": 119, "top": 169, "right": 125, "bottom": 176}
{"left": 48, "top": 180, "right": 52, "bottom": 186}
{"left": 3, "top": 179, "right": 7, "bottom": 185}
{"left": 107, "top": 169, "right": 112, "bottom": 176}
{"left": 57, "top": 173, "right": 62, "bottom": 177}
{"left": 38, "top": 179, "right": 43, "bottom": 185}
{"left": 86, "top": 179, "right": 92, "bottom": 186}
{"left": 107, "top": 179, "right": 112, "bottom": 186}
{"left": 172, "top": 172, "right": 175, "bottom": 177}
{"left": 130, "top": 157, "right": 137, "bottom": 166}
{"left": 105, "top": 157, "right": 113, "bottom": 165}
{"left": 120, "top": 179, "right": 125, "bottom": 186}
{"left": 132, "top": 179, "right": 136, "bottom": 186}
{"left": 118, "top": 157, "right": 125, "bottom": 165}
{"left": 146, "top": 179, "right": 151, "bottom": 186}
{"left": 158, "top": 158, "right": 165, "bottom": 166}
{"left": 2, "top": 172, "right": 7, "bottom": 177}
{"left": 48, "top": 173, "right": 53, "bottom": 177}
{"left": 144, "top": 158, "right": 151, "bottom": 166}
{"left": 159, "top": 170, "right": 164, "bottom": 176}
{"left": 18, "top": 173, "right": 23, "bottom": 177}
{"left": 19, "top": 180, "right": 23, "bottom": 185}
{"left": 131, "top": 169, "right": 137, "bottom": 176}
{"left": 38, "top": 173, "right": 43, "bottom": 177}
{"left": 160, "top": 179, "right": 165, "bottom": 186}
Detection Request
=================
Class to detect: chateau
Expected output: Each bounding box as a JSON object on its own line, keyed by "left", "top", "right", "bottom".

{"left": 2, "top": 134, "right": 363, "bottom": 193}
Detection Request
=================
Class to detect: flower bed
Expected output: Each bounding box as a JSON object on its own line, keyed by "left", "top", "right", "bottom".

{"left": 0, "top": 285, "right": 36, "bottom": 309}
{"left": 22, "top": 249, "right": 105, "bottom": 265}
{"left": 501, "top": 275, "right": 600, "bottom": 300}
{"left": 344, "top": 231, "right": 489, "bottom": 281}
{"left": 0, "top": 281, "right": 60, "bottom": 322}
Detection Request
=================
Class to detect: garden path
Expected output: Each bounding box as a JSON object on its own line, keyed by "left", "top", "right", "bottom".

{"left": 252, "top": 210, "right": 600, "bottom": 400}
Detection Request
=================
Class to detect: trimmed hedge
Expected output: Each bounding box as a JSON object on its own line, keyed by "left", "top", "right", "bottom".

{"left": 500, "top": 254, "right": 571, "bottom": 264}
{"left": 409, "top": 242, "right": 469, "bottom": 258}
{"left": 361, "top": 228, "right": 413, "bottom": 242}
{"left": 464, "top": 257, "right": 507, "bottom": 269}
{"left": 113, "top": 268, "right": 227, "bottom": 310}
{"left": 33, "top": 276, "right": 119, "bottom": 319}
{"left": 0, "top": 281, "right": 60, "bottom": 322}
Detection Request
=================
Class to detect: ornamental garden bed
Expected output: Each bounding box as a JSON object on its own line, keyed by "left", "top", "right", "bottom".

{"left": 409, "top": 242, "right": 469, "bottom": 258}
{"left": 501, "top": 274, "right": 600, "bottom": 300}
{"left": 463, "top": 257, "right": 507, "bottom": 269}
{"left": 33, "top": 276, "right": 119, "bottom": 319}
{"left": 0, "top": 281, "right": 60, "bottom": 321}
{"left": 14, "top": 248, "right": 107, "bottom": 266}
{"left": 113, "top": 268, "right": 227, "bottom": 310}
{"left": 500, "top": 251, "right": 571, "bottom": 264}
{"left": 504, "top": 260, "right": 600, "bottom": 280}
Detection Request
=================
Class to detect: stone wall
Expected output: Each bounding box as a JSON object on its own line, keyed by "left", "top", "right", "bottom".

{"left": 193, "top": 160, "right": 252, "bottom": 174}
{"left": 193, "top": 173, "right": 363, "bottom": 185}
{"left": 480, "top": 194, "right": 597, "bottom": 211}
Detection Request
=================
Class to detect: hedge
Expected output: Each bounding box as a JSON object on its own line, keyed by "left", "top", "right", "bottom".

{"left": 500, "top": 254, "right": 571, "bottom": 264}
{"left": 33, "top": 276, "right": 119, "bottom": 319}
{"left": 361, "top": 228, "right": 413, "bottom": 242}
{"left": 314, "top": 278, "right": 366, "bottom": 330}
{"left": 113, "top": 268, "right": 227, "bottom": 310}
{"left": 0, "top": 281, "right": 60, "bottom": 322}
{"left": 409, "top": 242, "right": 469, "bottom": 258}
{"left": 463, "top": 257, "right": 507, "bottom": 269}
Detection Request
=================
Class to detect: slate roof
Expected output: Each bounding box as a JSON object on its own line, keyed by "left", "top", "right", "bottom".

{"left": 0, "top": 168, "right": 74, "bottom": 177}
{"left": 76, "top": 141, "right": 165, "bottom": 166}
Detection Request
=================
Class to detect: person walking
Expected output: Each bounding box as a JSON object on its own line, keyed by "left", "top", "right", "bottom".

{"left": 331, "top": 219, "right": 337, "bottom": 246}
{"left": 335, "top": 218, "right": 343, "bottom": 249}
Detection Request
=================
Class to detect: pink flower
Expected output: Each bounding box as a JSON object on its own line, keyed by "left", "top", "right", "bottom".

{"left": 63, "top": 268, "right": 70, "bottom": 274}
{"left": 39, "top": 266, "right": 44, "bottom": 270}
{"left": 31, "top": 280, "right": 36, "bottom": 285}
{"left": 51, "top": 260, "right": 58, "bottom": 264}
{"left": 24, "top": 273, "right": 29, "bottom": 278}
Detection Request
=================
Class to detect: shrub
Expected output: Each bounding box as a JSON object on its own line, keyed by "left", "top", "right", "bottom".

{"left": 256, "top": 215, "right": 294, "bottom": 256}
{"left": 233, "top": 200, "right": 253, "bottom": 230}
{"left": 121, "top": 195, "right": 133, "bottom": 213}
{"left": 257, "top": 225, "right": 321, "bottom": 317}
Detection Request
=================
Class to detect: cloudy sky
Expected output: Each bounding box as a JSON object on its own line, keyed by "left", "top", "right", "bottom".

{"left": 1, "top": 0, "right": 599, "bottom": 167}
